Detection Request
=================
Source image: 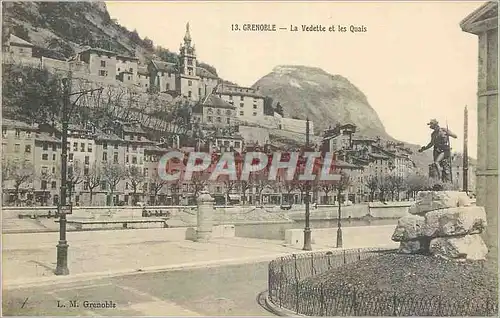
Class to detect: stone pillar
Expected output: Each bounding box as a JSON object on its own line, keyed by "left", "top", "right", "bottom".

{"left": 461, "top": 2, "right": 498, "bottom": 258}
{"left": 196, "top": 190, "right": 215, "bottom": 242}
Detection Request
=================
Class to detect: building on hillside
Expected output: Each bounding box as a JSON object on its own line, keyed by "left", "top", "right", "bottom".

{"left": 274, "top": 113, "right": 315, "bottom": 134}
{"left": 4, "top": 34, "right": 34, "bottom": 58}
{"left": 322, "top": 123, "right": 356, "bottom": 152}
{"left": 74, "top": 47, "right": 119, "bottom": 80}
{"left": 209, "top": 131, "right": 244, "bottom": 153}
{"left": 192, "top": 93, "right": 237, "bottom": 127}
{"left": 116, "top": 54, "right": 139, "bottom": 83}
{"left": 216, "top": 83, "right": 265, "bottom": 120}
{"left": 451, "top": 154, "right": 477, "bottom": 193}
{"left": 137, "top": 65, "right": 150, "bottom": 90}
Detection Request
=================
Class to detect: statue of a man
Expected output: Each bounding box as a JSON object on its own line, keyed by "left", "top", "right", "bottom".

{"left": 418, "top": 119, "right": 457, "bottom": 182}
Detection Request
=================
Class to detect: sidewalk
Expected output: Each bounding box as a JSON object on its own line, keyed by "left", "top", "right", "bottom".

{"left": 2, "top": 231, "right": 397, "bottom": 289}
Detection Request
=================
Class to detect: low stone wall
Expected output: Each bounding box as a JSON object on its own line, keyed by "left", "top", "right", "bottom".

{"left": 368, "top": 202, "right": 412, "bottom": 218}
{"left": 284, "top": 225, "right": 398, "bottom": 249}
{"left": 2, "top": 225, "right": 235, "bottom": 251}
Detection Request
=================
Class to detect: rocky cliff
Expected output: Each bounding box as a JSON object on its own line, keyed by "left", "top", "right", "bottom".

{"left": 253, "top": 65, "right": 390, "bottom": 137}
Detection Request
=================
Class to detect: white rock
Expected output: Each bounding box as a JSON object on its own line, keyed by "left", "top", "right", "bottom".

{"left": 392, "top": 215, "right": 426, "bottom": 241}
{"left": 409, "top": 191, "right": 471, "bottom": 215}
{"left": 424, "top": 206, "right": 487, "bottom": 238}
{"left": 429, "top": 234, "right": 488, "bottom": 260}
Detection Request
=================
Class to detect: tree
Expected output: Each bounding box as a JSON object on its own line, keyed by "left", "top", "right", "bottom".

{"left": 223, "top": 180, "right": 238, "bottom": 204}
{"left": 377, "top": 176, "right": 390, "bottom": 202}
{"left": 37, "top": 168, "right": 55, "bottom": 206}
{"left": 197, "top": 62, "right": 218, "bottom": 76}
{"left": 102, "top": 162, "right": 126, "bottom": 206}
{"left": 334, "top": 171, "right": 351, "bottom": 205}
{"left": 263, "top": 96, "right": 275, "bottom": 116}
{"left": 275, "top": 102, "right": 284, "bottom": 117}
{"left": 2, "top": 160, "right": 35, "bottom": 206}
{"left": 406, "top": 173, "right": 431, "bottom": 200}
{"left": 83, "top": 164, "right": 101, "bottom": 206}
{"left": 2, "top": 64, "right": 64, "bottom": 123}
{"left": 126, "top": 165, "right": 144, "bottom": 205}
{"left": 67, "top": 160, "right": 83, "bottom": 203}
{"left": 149, "top": 174, "right": 169, "bottom": 205}
{"left": 239, "top": 179, "right": 253, "bottom": 205}
{"left": 365, "top": 176, "right": 379, "bottom": 202}
{"left": 316, "top": 180, "right": 336, "bottom": 204}
{"left": 190, "top": 171, "right": 207, "bottom": 199}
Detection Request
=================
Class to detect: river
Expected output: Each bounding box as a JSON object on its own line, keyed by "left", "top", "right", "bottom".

{"left": 235, "top": 218, "right": 398, "bottom": 240}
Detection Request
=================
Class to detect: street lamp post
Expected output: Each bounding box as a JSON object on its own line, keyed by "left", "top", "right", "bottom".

{"left": 336, "top": 187, "right": 342, "bottom": 248}
{"left": 55, "top": 76, "right": 102, "bottom": 276}
{"left": 303, "top": 118, "right": 312, "bottom": 251}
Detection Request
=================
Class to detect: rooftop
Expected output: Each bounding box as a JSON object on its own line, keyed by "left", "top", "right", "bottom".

{"left": 35, "top": 133, "right": 60, "bottom": 143}
{"left": 9, "top": 34, "right": 34, "bottom": 47}
{"left": 202, "top": 94, "right": 236, "bottom": 109}
{"left": 150, "top": 60, "right": 177, "bottom": 73}
{"left": 2, "top": 118, "right": 37, "bottom": 131}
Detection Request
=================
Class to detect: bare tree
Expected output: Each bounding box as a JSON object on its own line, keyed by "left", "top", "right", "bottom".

{"left": 190, "top": 171, "right": 207, "bottom": 199}
{"left": 67, "top": 160, "right": 83, "bottom": 203}
{"left": 126, "top": 165, "right": 144, "bottom": 205}
{"left": 2, "top": 160, "right": 35, "bottom": 206}
{"left": 239, "top": 179, "right": 253, "bottom": 205}
{"left": 83, "top": 164, "right": 101, "bottom": 206}
{"left": 365, "top": 176, "right": 379, "bottom": 202}
{"left": 149, "top": 174, "right": 169, "bottom": 206}
{"left": 37, "top": 168, "right": 54, "bottom": 206}
{"left": 102, "top": 162, "right": 126, "bottom": 206}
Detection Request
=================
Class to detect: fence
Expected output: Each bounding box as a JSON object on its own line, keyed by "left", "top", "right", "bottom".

{"left": 268, "top": 248, "right": 498, "bottom": 316}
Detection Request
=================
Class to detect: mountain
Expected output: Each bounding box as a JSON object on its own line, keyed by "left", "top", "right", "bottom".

{"left": 253, "top": 65, "right": 390, "bottom": 137}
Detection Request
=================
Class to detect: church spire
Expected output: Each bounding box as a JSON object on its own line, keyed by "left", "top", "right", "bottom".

{"left": 184, "top": 22, "right": 191, "bottom": 44}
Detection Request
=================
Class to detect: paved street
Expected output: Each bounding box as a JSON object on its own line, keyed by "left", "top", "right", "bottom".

{"left": 3, "top": 262, "right": 273, "bottom": 316}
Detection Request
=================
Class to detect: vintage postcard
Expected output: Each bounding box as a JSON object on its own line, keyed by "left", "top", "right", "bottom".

{"left": 1, "top": 0, "right": 498, "bottom": 316}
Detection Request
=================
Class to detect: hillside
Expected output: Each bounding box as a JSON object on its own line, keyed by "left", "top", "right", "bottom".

{"left": 1, "top": 1, "right": 217, "bottom": 74}
{"left": 253, "top": 65, "right": 390, "bottom": 137}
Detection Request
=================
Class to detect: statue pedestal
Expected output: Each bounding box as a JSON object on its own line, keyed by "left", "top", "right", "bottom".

{"left": 196, "top": 191, "right": 215, "bottom": 242}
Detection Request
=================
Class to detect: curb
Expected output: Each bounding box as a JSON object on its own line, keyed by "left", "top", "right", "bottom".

{"left": 258, "top": 290, "right": 304, "bottom": 317}
{"left": 3, "top": 249, "right": 332, "bottom": 290}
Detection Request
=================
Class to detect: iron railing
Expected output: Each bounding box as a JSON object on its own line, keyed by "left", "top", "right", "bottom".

{"left": 268, "top": 248, "right": 498, "bottom": 316}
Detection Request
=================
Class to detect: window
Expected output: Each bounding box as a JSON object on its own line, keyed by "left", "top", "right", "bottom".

{"left": 253, "top": 112, "right": 257, "bottom": 116}
{"left": 41, "top": 180, "right": 47, "bottom": 190}
{"left": 226, "top": 118, "right": 230, "bottom": 124}
{"left": 235, "top": 141, "right": 241, "bottom": 148}
{"left": 14, "top": 144, "right": 20, "bottom": 153}
{"left": 103, "top": 142, "right": 108, "bottom": 150}
{"left": 240, "top": 96, "right": 244, "bottom": 101}
{"left": 2, "top": 128, "right": 6, "bottom": 137}
{"left": 80, "top": 143, "right": 85, "bottom": 152}
{"left": 144, "top": 168, "right": 149, "bottom": 176}
{"left": 208, "top": 116, "right": 213, "bottom": 122}
{"left": 25, "top": 145, "right": 31, "bottom": 153}
{"left": 168, "top": 72, "right": 171, "bottom": 78}
{"left": 126, "top": 155, "right": 129, "bottom": 163}
{"left": 229, "top": 95, "right": 233, "bottom": 100}
{"left": 102, "top": 152, "right": 107, "bottom": 161}
{"left": 51, "top": 181, "right": 57, "bottom": 189}
{"left": 52, "top": 167, "right": 56, "bottom": 174}
{"left": 52, "top": 144, "right": 57, "bottom": 151}
{"left": 84, "top": 156, "right": 89, "bottom": 165}
{"left": 188, "top": 80, "right": 192, "bottom": 86}
{"left": 84, "top": 167, "right": 89, "bottom": 176}
{"left": 101, "top": 181, "right": 107, "bottom": 190}
{"left": 223, "top": 141, "right": 229, "bottom": 146}
{"left": 99, "top": 70, "right": 107, "bottom": 77}
{"left": 83, "top": 182, "right": 89, "bottom": 190}
{"left": 101, "top": 60, "right": 106, "bottom": 67}
{"left": 118, "top": 68, "right": 121, "bottom": 72}
{"left": 188, "top": 91, "right": 192, "bottom": 98}
{"left": 199, "top": 88, "right": 202, "bottom": 96}
{"left": 132, "top": 156, "right": 137, "bottom": 164}
{"left": 129, "top": 68, "right": 133, "bottom": 72}
{"left": 132, "top": 145, "right": 137, "bottom": 151}
{"left": 166, "top": 83, "right": 170, "bottom": 90}
{"left": 226, "top": 110, "right": 232, "bottom": 116}
{"left": 69, "top": 153, "right": 74, "bottom": 161}
{"left": 240, "top": 103, "right": 244, "bottom": 107}
{"left": 52, "top": 154, "right": 56, "bottom": 161}
{"left": 42, "top": 154, "right": 48, "bottom": 160}
{"left": 114, "top": 152, "right": 118, "bottom": 163}
{"left": 26, "top": 131, "right": 32, "bottom": 138}
{"left": 88, "top": 143, "right": 92, "bottom": 152}
{"left": 114, "top": 144, "right": 118, "bottom": 149}
{"left": 125, "top": 182, "right": 129, "bottom": 190}
{"left": 128, "top": 76, "right": 131, "bottom": 80}
{"left": 43, "top": 143, "right": 48, "bottom": 151}
{"left": 253, "top": 105, "right": 257, "bottom": 109}
{"left": 240, "top": 111, "right": 244, "bottom": 116}
{"left": 73, "top": 142, "right": 78, "bottom": 151}
{"left": 216, "top": 117, "right": 221, "bottom": 122}
{"left": 15, "top": 129, "right": 20, "bottom": 138}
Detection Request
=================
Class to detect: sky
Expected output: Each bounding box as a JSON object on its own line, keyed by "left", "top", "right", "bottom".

{"left": 106, "top": 1, "right": 484, "bottom": 158}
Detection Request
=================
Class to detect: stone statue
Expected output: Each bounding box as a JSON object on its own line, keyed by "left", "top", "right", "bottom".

{"left": 418, "top": 119, "right": 457, "bottom": 183}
